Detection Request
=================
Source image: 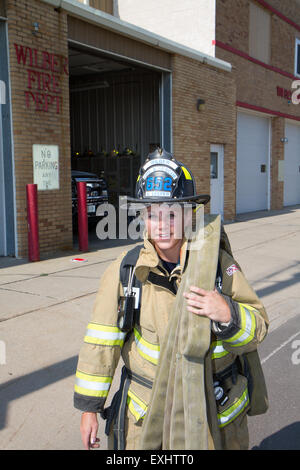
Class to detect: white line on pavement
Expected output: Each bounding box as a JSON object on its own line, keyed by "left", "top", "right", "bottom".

{"left": 261, "top": 330, "right": 300, "bottom": 364}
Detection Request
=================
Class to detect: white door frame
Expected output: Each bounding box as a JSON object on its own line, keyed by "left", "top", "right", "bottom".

{"left": 267, "top": 118, "right": 271, "bottom": 211}
{"left": 0, "top": 103, "right": 6, "bottom": 256}
{"left": 210, "top": 144, "right": 224, "bottom": 218}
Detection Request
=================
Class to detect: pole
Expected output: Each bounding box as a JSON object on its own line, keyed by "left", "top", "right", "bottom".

{"left": 26, "top": 184, "right": 40, "bottom": 262}
{"left": 77, "top": 181, "right": 88, "bottom": 252}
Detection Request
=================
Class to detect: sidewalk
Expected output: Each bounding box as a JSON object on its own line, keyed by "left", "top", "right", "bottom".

{"left": 0, "top": 205, "right": 299, "bottom": 449}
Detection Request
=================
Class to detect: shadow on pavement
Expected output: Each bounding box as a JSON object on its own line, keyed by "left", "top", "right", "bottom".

{"left": 231, "top": 205, "right": 300, "bottom": 224}
{"left": 252, "top": 422, "right": 300, "bottom": 450}
{"left": 0, "top": 356, "right": 78, "bottom": 430}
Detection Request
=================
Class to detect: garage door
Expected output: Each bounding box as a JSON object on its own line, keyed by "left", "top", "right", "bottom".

{"left": 236, "top": 112, "right": 270, "bottom": 214}
{"left": 284, "top": 122, "right": 300, "bottom": 206}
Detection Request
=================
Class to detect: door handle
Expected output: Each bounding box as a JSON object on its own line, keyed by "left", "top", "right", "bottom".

{"left": 260, "top": 164, "right": 266, "bottom": 173}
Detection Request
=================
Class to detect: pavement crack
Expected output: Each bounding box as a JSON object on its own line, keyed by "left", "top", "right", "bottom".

{"left": 0, "top": 286, "right": 57, "bottom": 299}
{"left": 0, "top": 290, "right": 98, "bottom": 322}
{"left": 3, "top": 403, "right": 36, "bottom": 448}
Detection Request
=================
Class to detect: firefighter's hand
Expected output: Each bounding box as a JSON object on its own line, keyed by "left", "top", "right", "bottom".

{"left": 80, "top": 412, "right": 100, "bottom": 450}
{"left": 183, "top": 286, "right": 231, "bottom": 323}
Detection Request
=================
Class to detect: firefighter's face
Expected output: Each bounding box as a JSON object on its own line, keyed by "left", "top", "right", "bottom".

{"left": 145, "top": 204, "right": 185, "bottom": 252}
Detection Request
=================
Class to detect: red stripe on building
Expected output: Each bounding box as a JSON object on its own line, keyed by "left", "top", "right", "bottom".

{"left": 236, "top": 101, "right": 300, "bottom": 122}
{"left": 215, "top": 40, "right": 297, "bottom": 80}
{"left": 255, "top": 0, "right": 300, "bottom": 33}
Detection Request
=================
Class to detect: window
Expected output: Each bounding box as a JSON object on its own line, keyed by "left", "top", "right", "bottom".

{"left": 89, "top": 0, "right": 113, "bottom": 14}
{"left": 210, "top": 152, "right": 218, "bottom": 179}
{"left": 295, "top": 38, "right": 300, "bottom": 77}
{"left": 249, "top": 2, "right": 271, "bottom": 64}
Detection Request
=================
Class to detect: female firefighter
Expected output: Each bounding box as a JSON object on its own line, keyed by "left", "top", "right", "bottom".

{"left": 74, "top": 148, "right": 269, "bottom": 450}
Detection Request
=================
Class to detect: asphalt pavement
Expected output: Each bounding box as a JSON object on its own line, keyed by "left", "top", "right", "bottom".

{"left": 248, "top": 312, "right": 300, "bottom": 450}
{"left": 0, "top": 205, "right": 300, "bottom": 450}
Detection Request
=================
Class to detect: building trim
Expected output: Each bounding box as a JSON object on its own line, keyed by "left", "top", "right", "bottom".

{"left": 215, "top": 40, "right": 297, "bottom": 80}
{"left": 0, "top": 20, "right": 17, "bottom": 256}
{"left": 255, "top": 0, "right": 300, "bottom": 34}
{"left": 41, "top": 0, "right": 232, "bottom": 72}
{"left": 68, "top": 38, "right": 172, "bottom": 72}
{"left": 237, "top": 101, "right": 300, "bottom": 122}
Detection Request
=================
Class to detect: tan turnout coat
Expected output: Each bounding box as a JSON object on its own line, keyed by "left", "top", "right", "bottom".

{"left": 74, "top": 237, "right": 269, "bottom": 450}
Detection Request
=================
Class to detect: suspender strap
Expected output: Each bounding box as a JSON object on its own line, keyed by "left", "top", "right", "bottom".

{"left": 125, "top": 367, "right": 153, "bottom": 389}
{"left": 120, "top": 245, "right": 143, "bottom": 287}
{"left": 113, "top": 367, "right": 131, "bottom": 450}
{"left": 147, "top": 271, "right": 178, "bottom": 295}
{"left": 103, "top": 366, "right": 127, "bottom": 442}
{"left": 104, "top": 366, "right": 153, "bottom": 449}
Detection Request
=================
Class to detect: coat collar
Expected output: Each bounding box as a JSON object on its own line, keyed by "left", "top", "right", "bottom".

{"left": 135, "top": 236, "right": 189, "bottom": 283}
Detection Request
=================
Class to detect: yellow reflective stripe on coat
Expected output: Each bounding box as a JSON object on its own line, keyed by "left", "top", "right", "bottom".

{"left": 223, "top": 304, "right": 257, "bottom": 348}
{"left": 127, "top": 389, "right": 148, "bottom": 421}
{"left": 74, "top": 370, "right": 112, "bottom": 398}
{"left": 84, "top": 322, "right": 126, "bottom": 347}
{"left": 211, "top": 340, "right": 230, "bottom": 360}
{"left": 217, "top": 385, "right": 250, "bottom": 428}
{"left": 134, "top": 328, "right": 160, "bottom": 365}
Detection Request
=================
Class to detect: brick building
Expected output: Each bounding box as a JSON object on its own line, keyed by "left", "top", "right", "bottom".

{"left": 118, "top": 0, "right": 300, "bottom": 213}
{"left": 0, "top": 0, "right": 236, "bottom": 258}
{"left": 215, "top": 0, "right": 300, "bottom": 213}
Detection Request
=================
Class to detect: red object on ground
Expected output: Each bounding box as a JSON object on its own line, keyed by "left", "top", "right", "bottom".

{"left": 26, "top": 184, "right": 40, "bottom": 262}
{"left": 77, "top": 181, "right": 88, "bottom": 252}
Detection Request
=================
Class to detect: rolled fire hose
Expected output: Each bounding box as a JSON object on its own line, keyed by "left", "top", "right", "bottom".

{"left": 139, "top": 215, "right": 222, "bottom": 450}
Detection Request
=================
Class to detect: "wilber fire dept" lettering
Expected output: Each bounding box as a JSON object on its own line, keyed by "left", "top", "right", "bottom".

{"left": 14, "top": 43, "right": 68, "bottom": 114}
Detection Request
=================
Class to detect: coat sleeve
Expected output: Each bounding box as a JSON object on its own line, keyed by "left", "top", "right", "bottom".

{"left": 73, "top": 252, "right": 126, "bottom": 413}
{"left": 212, "top": 249, "right": 269, "bottom": 355}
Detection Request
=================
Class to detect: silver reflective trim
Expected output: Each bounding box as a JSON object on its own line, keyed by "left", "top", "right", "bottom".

{"left": 218, "top": 393, "right": 249, "bottom": 426}
{"left": 134, "top": 335, "right": 160, "bottom": 361}
{"left": 85, "top": 329, "right": 126, "bottom": 341}
{"left": 143, "top": 158, "right": 178, "bottom": 171}
{"left": 75, "top": 377, "right": 111, "bottom": 391}
{"left": 213, "top": 343, "right": 226, "bottom": 354}
{"left": 130, "top": 398, "right": 147, "bottom": 418}
{"left": 229, "top": 307, "right": 253, "bottom": 345}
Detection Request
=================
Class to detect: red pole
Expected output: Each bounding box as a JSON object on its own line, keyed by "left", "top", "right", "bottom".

{"left": 26, "top": 184, "right": 40, "bottom": 262}
{"left": 77, "top": 181, "right": 88, "bottom": 252}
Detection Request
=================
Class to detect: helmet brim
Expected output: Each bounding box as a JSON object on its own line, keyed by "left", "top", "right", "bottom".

{"left": 124, "top": 194, "right": 211, "bottom": 206}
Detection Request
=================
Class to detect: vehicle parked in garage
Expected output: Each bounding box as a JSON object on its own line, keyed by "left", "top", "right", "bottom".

{"left": 71, "top": 170, "right": 108, "bottom": 227}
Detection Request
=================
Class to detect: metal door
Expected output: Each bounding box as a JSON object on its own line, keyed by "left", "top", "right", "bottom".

{"left": 236, "top": 112, "right": 270, "bottom": 213}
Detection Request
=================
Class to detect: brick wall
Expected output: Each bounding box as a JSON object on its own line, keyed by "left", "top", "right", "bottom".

{"left": 216, "top": 0, "right": 300, "bottom": 110}
{"left": 264, "top": 0, "right": 300, "bottom": 27}
{"left": 172, "top": 54, "right": 237, "bottom": 221}
{"left": 216, "top": 0, "right": 250, "bottom": 54}
{"left": 271, "top": 117, "right": 285, "bottom": 210}
{"left": 216, "top": 0, "right": 300, "bottom": 76}
{"left": 216, "top": 0, "right": 300, "bottom": 211}
{"left": 7, "top": 0, "right": 72, "bottom": 257}
{"left": 215, "top": 47, "right": 300, "bottom": 119}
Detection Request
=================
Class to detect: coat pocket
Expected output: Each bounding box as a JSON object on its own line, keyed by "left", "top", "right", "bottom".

{"left": 241, "top": 350, "right": 269, "bottom": 416}
{"left": 215, "top": 373, "right": 250, "bottom": 428}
